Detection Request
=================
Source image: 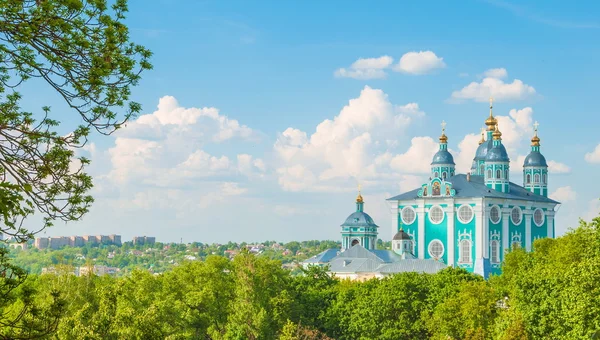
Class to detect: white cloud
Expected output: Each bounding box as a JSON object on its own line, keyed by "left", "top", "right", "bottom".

{"left": 550, "top": 186, "right": 577, "bottom": 202}
{"left": 547, "top": 160, "right": 571, "bottom": 174}
{"left": 334, "top": 56, "right": 394, "bottom": 80}
{"left": 483, "top": 68, "right": 508, "bottom": 79}
{"left": 584, "top": 144, "right": 600, "bottom": 163}
{"left": 393, "top": 51, "right": 446, "bottom": 75}
{"left": 274, "top": 86, "right": 426, "bottom": 192}
{"left": 389, "top": 137, "right": 438, "bottom": 174}
{"left": 451, "top": 68, "right": 536, "bottom": 102}
{"left": 582, "top": 199, "right": 600, "bottom": 222}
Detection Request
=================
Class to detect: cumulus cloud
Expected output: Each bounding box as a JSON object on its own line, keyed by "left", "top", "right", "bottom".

{"left": 451, "top": 68, "right": 536, "bottom": 102}
{"left": 585, "top": 144, "right": 600, "bottom": 163}
{"left": 389, "top": 137, "right": 438, "bottom": 174}
{"left": 547, "top": 160, "right": 571, "bottom": 174}
{"left": 393, "top": 51, "right": 446, "bottom": 75}
{"left": 274, "top": 86, "right": 426, "bottom": 192}
{"left": 334, "top": 56, "right": 394, "bottom": 80}
{"left": 550, "top": 186, "right": 577, "bottom": 202}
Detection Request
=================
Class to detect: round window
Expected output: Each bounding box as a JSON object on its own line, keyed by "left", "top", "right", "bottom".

{"left": 428, "top": 240, "right": 445, "bottom": 259}
{"left": 429, "top": 206, "right": 444, "bottom": 224}
{"left": 489, "top": 206, "right": 500, "bottom": 224}
{"left": 533, "top": 208, "right": 544, "bottom": 226}
{"left": 457, "top": 205, "right": 474, "bottom": 224}
{"left": 401, "top": 206, "right": 416, "bottom": 225}
{"left": 511, "top": 207, "right": 522, "bottom": 225}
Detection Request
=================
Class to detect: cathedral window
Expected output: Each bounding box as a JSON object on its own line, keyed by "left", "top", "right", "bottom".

{"left": 434, "top": 171, "right": 439, "bottom": 178}
{"left": 401, "top": 206, "right": 416, "bottom": 225}
{"left": 534, "top": 173, "right": 540, "bottom": 183}
{"left": 490, "top": 240, "right": 500, "bottom": 263}
{"left": 505, "top": 169, "right": 509, "bottom": 179}
{"left": 428, "top": 206, "right": 444, "bottom": 224}
{"left": 542, "top": 173, "right": 547, "bottom": 184}
{"left": 496, "top": 169, "right": 502, "bottom": 179}
{"left": 457, "top": 205, "right": 474, "bottom": 224}
{"left": 487, "top": 169, "right": 492, "bottom": 179}
{"left": 526, "top": 174, "right": 531, "bottom": 184}
{"left": 442, "top": 171, "right": 447, "bottom": 179}
{"left": 512, "top": 240, "right": 521, "bottom": 249}
{"left": 479, "top": 164, "right": 484, "bottom": 174}
{"left": 459, "top": 239, "right": 471, "bottom": 263}
{"left": 511, "top": 207, "right": 522, "bottom": 225}
{"left": 428, "top": 240, "right": 444, "bottom": 259}
{"left": 533, "top": 208, "right": 545, "bottom": 226}
{"left": 489, "top": 206, "right": 500, "bottom": 224}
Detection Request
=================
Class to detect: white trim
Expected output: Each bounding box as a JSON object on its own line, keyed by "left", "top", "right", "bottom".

{"left": 510, "top": 206, "right": 523, "bottom": 225}
{"left": 533, "top": 208, "right": 545, "bottom": 227}
{"left": 401, "top": 206, "right": 417, "bottom": 225}
{"left": 447, "top": 209, "right": 455, "bottom": 266}
{"left": 428, "top": 205, "right": 445, "bottom": 224}
{"left": 417, "top": 205, "right": 425, "bottom": 259}
{"left": 428, "top": 239, "right": 445, "bottom": 259}
{"left": 489, "top": 205, "right": 501, "bottom": 224}
{"left": 457, "top": 204, "right": 474, "bottom": 224}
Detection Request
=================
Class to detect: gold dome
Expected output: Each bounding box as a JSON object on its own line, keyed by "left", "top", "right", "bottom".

{"left": 485, "top": 97, "right": 497, "bottom": 131}
{"left": 493, "top": 123, "right": 502, "bottom": 140}
{"left": 356, "top": 193, "right": 364, "bottom": 203}
{"left": 439, "top": 120, "right": 448, "bottom": 143}
{"left": 531, "top": 121, "right": 540, "bottom": 146}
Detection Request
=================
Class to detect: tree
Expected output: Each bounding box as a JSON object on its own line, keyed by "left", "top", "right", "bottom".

{"left": 0, "top": 0, "right": 151, "bottom": 240}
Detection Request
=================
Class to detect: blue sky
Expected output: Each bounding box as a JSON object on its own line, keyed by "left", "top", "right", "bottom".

{"left": 30, "top": 0, "right": 600, "bottom": 243}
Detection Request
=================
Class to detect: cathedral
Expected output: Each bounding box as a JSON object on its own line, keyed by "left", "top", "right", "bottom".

{"left": 304, "top": 100, "right": 559, "bottom": 278}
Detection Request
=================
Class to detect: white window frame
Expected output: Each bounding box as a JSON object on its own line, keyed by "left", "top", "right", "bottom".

{"left": 487, "top": 169, "right": 492, "bottom": 179}
{"left": 457, "top": 205, "right": 474, "bottom": 224}
{"left": 428, "top": 239, "right": 445, "bottom": 259}
{"left": 533, "top": 208, "right": 545, "bottom": 227}
{"left": 511, "top": 206, "right": 522, "bottom": 225}
{"left": 428, "top": 205, "right": 445, "bottom": 225}
{"left": 496, "top": 169, "right": 502, "bottom": 179}
{"left": 542, "top": 173, "right": 547, "bottom": 184}
{"left": 490, "top": 240, "right": 500, "bottom": 263}
{"left": 489, "top": 205, "right": 501, "bottom": 224}
{"left": 526, "top": 173, "right": 531, "bottom": 184}
{"left": 401, "top": 206, "right": 417, "bottom": 225}
{"left": 534, "top": 173, "right": 540, "bottom": 183}
{"left": 458, "top": 239, "right": 472, "bottom": 264}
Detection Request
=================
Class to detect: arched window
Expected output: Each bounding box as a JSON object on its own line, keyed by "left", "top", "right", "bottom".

{"left": 434, "top": 171, "right": 439, "bottom": 178}
{"left": 490, "top": 240, "right": 500, "bottom": 263}
{"left": 505, "top": 169, "right": 509, "bottom": 179}
{"left": 487, "top": 169, "right": 492, "bottom": 179}
{"left": 534, "top": 174, "right": 540, "bottom": 183}
{"left": 459, "top": 239, "right": 471, "bottom": 263}
{"left": 542, "top": 173, "right": 547, "bottom": 184}
{"left": 496, "top": 169, "right": 502, "bottom": 179}
{"left": 442, "top": 172, "right": 447, "bottom": 179}
{"left": 479, "top": 164, "right": 484, "bottom": 175}
{"left": 512, "top": 240, "right": 521, "bottom": 249}
{"left": 451, "top": 171, "right": 455, "bottom": 176}
{"left": 526, "top": 174, "right": 531, "bottom": 184}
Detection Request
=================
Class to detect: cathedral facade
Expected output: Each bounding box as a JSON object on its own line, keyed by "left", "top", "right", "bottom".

{"left": 387, "top": 101, "right": 559, "bottom": 277}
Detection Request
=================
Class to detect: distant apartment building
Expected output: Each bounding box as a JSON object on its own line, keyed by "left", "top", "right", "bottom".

{"left": 42, "top": 265, "right": 119, "bottom": 277}
{"left": 34, "top": 234, "right": 122, "bottom": 250}
{"left": 132, "top": 236, "right": 156, "bottom": 246}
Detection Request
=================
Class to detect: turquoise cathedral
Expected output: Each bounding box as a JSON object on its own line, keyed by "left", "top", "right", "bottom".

{"left": 387, "top": 100, "right": 559, "bottom": 277}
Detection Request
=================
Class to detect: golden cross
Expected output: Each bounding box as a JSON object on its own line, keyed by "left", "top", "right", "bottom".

{"left": 441, "top": 120, "right": 446, "bottom": 133}
{"left": 481, "top": 127, "right": 485, "bottom": 135}
{"left": 533, "top": 121, "right": 539, "bottom": 132}
{"left": 358, "top": 183, "right": 361, "bottom": 194}
{"left": 489, "top": 96, "right": 494, "bottom": 108}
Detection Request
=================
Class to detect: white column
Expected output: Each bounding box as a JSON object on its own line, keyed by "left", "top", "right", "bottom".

{"left": 447, "top": 206, "right": 455, "bottom": 266}
{"left": 390, "top": 203, "right": 399, "bottom": 236}
{"left": 474, "top": 203, "right": 483, "bottom": 259}
{"left": 524, "top": 210, "right": 532, "bottom": 251}
{"left": 417, "top": 205, "right": 426, "bottom": 259}
{"left": 547, "top": 210, "right": 555, "bottom": 238}
{"left": 502, "top": 209, "right": 510, "bottom": 253}
{"left": 483, "top": 204, "right": 490, "bottom": 258}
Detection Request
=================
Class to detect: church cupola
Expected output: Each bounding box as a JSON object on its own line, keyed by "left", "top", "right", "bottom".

{"left": 523, "top": 121, "right": 548, "bottom": 196}
{"left": 430, "top": 121, "right": 455, "bottom": 180}
{"left": 392, "top": 225, "right": 413, "bottom": 257}
{"left": 340, "top": 187, "right": 379, "bottom": 250}
{"left": 473, "top": 98, "right": 497, "bottom": 176}
{"left": 484, "top": 123, "right": 510, "bottom": 193}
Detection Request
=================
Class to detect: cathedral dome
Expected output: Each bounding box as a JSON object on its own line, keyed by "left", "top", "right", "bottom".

{"left": 341, "top": 211, "right": 379, "bottom": 227}
{"left": 523, "top": 151, "right": 548, "bottom": 167}
{"left": 486, "top": 144, "right": 509, "bottom": 162}
{"left": 431, "top": 150, "right": 455, "bottom": 165}
{"left": 474, "top": 139, "right": 493, "bottom": 160}
{"left": 393, "top": 229, "right": 411, "bottom": 240}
